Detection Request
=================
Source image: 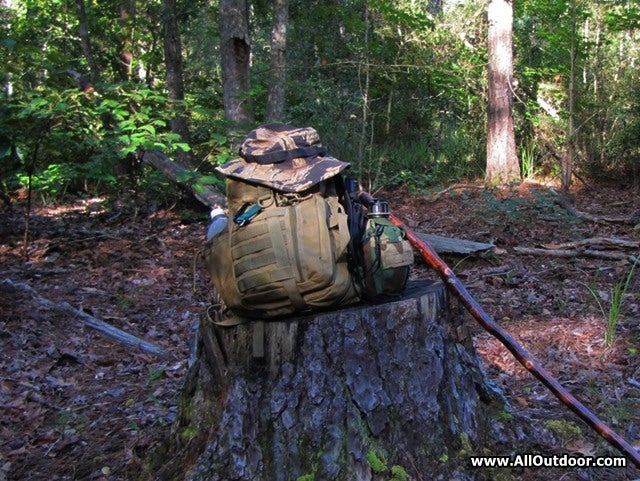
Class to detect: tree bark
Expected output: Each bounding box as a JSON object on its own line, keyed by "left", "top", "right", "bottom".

{"left": 418, "top": 232, "right": 494, "bottom": 255}
{"left": 562, "top": 0, "right": 577, "bottom": 191}
{"left": 149, "top": 281, "right": 517, "bottom": 480}
{"left": 265, "top": 0, "right": 288, "bottom": 123}
{"left": 1, "top": 279, "right": 170, "bottom": 358}
{"left": 163, "top": 0, "right": 193, "bottom": 166}
{"left": 486, "top": 0, "right": 521, "bottom": 184}
{"left": 219, "top": 0, "right": 254, "bottom": 126}
{"left": 116, "top": 1, "right": 135, "bottom": 82}
{"left": 142, "top": 150, "right": 227, "bottom": 208}
{"left": 74, "top": 0, "right": 100, "bottom": 86}
{"left": 513, "top": 246, "right": 637, "bottom": 263}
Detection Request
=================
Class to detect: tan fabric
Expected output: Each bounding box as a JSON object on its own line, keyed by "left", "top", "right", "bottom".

{"left": 204, "top": 178, "right": 360, "bottom": 319}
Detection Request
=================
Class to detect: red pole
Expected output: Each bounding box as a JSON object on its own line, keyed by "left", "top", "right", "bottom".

{"left": 389, "top": 213, "right": 640, "bottom": 468}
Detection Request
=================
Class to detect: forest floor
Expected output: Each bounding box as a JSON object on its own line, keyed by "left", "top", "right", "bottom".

{"left": 2, "top": 179, "right": 640, "bottom": 481}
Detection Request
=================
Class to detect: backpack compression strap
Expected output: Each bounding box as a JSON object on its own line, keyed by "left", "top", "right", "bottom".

{"left": 240, "top": 145, "right": 327, "bottom": 165}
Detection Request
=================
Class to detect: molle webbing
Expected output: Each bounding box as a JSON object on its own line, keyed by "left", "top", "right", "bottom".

{"left": 205, "top": 177, "right": 359, "bottom": 319}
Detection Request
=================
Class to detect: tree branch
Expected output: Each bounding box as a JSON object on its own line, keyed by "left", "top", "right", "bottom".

{"left": 551, "top": 188, "right": 640, "bottom": 224}
{"left": 513, "top": 246, "right": 637, "bottom": 263}
{"left": 142, "top": 149, "right": 227, "bottom": 208}
{"left": 1, "top": 279, "right": 171, "bottom": 359}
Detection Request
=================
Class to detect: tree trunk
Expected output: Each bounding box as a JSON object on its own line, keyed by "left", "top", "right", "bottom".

{"left": 74, "top": 0, "right": 100, "bottom": 86}
{"left": 562, "top": 0, "right": 577, "bottom": 192}
{"left": 149, "top": 281, "right": 518, "bottom": 480}
{"left": 116, "top": 1, "right": 135, "bottom": 82}
{"left": 219, "top": 0, "right": 254, "bottom": 126}
{"left": 163, "top": 0, "right": 193, "bottom": 166}
{"left": 265, "top": 0, "right": 288, "bottom": 123}
{"left": 486, "top": 0, "right": 521, "bottom": 185}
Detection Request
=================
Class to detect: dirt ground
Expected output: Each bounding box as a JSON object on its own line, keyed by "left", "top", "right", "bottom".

{"left": 2, "top": 180, "right": 640, "bottom": 481}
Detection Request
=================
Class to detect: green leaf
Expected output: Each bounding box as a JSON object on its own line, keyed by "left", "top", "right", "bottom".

{"left": 215, "top": 153, "right": 231, "bottom": 165}
{"left": 140, "top": 124, "right": 156, "bottom": 135}
{"left": 172, "top": 142, "right": 191, "bottom": 152}
{"left": 53, "top": 102, "right": 70, "bottom": 113}
{"left": 112, "top": 108, "right": 129, "bottom": 121}
{"left": 198, "top": 175, "right": 219, "bottom": 184}
{"left": 210, "top": 133, "right": 227, "bottom": 145}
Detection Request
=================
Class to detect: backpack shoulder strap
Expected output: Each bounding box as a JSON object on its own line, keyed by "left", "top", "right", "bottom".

{"left": 334, "top": 174, "right": 366, "bottom": 289}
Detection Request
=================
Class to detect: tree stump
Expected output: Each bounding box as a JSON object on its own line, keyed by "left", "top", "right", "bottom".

{"left": 153, "top": 280, "right": 517, "bottom": 480}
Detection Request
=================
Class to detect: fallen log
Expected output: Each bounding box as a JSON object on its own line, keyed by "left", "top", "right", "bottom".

{"left": 542, "top": 236, "right": 640, "bottom": 250}
{"left": 551, "top": 188, "right": 640, "bottom": 224}
{"left": 419, "top": 232, "right": 494, "bottom": 255}
{"left": 142, "top": 149, "right": 227, "bottom": 208}
{"left": 1, "top": 279, "right": 171, "bottom": 359}
{"left": 513, "top": 246, "right": 637, "bottom": 263}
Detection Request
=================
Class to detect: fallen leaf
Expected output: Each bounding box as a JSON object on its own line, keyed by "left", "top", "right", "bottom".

{"left": 565, "top": 439, "right": 596, "bottom": 457}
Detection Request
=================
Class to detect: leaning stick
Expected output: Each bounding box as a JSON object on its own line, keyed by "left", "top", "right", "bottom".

{"left": 389, "top": 214, "right": 640, "bottom": 468}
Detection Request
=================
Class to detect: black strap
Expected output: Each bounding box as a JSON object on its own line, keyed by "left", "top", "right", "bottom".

{"left": 240, "top": 145, "right": 326, "bottom": 164}
{"left": 334, "top": 174, "right": 366, "bottom": 290}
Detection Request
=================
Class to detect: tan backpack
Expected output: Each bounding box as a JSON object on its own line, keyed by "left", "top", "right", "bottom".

{"left": 205, "top": 125, "right": 360, "bottom": 320}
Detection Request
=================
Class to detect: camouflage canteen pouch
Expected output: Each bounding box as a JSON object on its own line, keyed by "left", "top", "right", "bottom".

{"left": 360, "top": 199, "right": 414, "bottom": 301}
{"left": 204, "top": 124, "right": 360, "bottom": 320}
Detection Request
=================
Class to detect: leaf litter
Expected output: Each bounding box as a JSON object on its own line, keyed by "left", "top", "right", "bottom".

{"left": 1, "top": 182, "right": 640, "bottom": 480}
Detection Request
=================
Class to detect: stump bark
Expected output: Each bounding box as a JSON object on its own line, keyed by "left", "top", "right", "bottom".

{"left": 153, "top": 280, "right": 516, "bottom": 480}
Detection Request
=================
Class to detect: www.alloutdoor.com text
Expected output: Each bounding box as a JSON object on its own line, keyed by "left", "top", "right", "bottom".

{"left": 469, "top": 453, "right": 627, "bottom": 469}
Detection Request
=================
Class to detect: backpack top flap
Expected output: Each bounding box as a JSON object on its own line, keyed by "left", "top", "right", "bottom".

{"left": 216, "top": 124, "right": 350, "bottom": 193}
